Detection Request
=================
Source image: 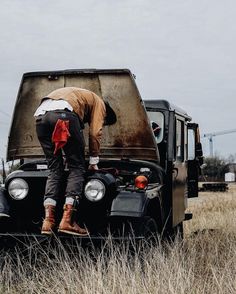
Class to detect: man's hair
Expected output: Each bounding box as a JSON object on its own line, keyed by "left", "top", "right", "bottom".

{"left": 104, "top": 102, "right": 117, "bottom": 125}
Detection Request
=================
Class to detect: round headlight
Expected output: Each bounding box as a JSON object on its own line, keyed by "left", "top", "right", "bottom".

{"left": 8, "top": 179, "right": 29, "bottom": 200}
{"left": 84, "top": 179, "right": 105, "bottom": 202}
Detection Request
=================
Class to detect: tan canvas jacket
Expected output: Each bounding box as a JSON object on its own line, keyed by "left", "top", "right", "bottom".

{"left": 46, "top": 87, "right": 106, "bottom": 157}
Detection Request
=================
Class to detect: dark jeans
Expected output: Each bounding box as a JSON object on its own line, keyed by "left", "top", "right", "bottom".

{"left": 36, "top": 110, "right": 85, "bottom": 202}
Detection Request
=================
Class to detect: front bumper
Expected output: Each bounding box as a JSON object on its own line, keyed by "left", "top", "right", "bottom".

{"left": 0, "top": 232, "right": 145, "bottom": 250}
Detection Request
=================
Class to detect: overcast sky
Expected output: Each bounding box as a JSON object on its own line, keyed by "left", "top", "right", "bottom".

{"left": 1, "top": 0, "right": 236, "bottom": 160}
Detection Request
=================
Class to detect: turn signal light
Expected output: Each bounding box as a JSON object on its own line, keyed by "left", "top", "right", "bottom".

{"left": 135, "top": 175, "right": 148, "bottom": 189}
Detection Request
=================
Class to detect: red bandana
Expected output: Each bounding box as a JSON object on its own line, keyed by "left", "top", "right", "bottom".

{"left": 51, "top": 119, "right": 71, "bottom": 154}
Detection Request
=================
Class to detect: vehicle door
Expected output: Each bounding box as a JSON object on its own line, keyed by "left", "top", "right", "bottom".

{"left": 187, "top": 123, "right": 203, "bottom": 198}
{"left": 172, "top": 115, "right": 188, "bottom": 226}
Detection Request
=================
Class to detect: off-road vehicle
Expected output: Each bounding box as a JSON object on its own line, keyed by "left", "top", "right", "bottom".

{"left": 0, "top": 69, "right": 203, "bottom": 245}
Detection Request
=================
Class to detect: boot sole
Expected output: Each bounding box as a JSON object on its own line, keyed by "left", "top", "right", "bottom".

{"left": 41, "top": 230, "right": 54, "bottom": 235}
{"left": 58, "top": 229, "right": 89, "bottom": 236}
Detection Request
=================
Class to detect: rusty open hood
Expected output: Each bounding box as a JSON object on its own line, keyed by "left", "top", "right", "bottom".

{"left": 7, "top": 69, "right": 159, "bottom": 162}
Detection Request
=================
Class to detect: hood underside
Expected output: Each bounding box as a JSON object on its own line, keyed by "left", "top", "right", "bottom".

{"left": 7, "top": 69, "right": 159, "bottom": 162}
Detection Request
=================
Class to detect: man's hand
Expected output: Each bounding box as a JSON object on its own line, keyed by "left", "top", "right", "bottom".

{"left": 88, "top": 164, "right": 99, "bottom": 170}
{"left": 89, "top": 156, "right": 99, "bottom": 170}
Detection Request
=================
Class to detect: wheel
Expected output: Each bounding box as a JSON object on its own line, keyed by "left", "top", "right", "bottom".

{"left": 164, "top": 222, "right": 183, "bottom": 243}
{"left": 128, "top": 216, "right": 160, "bottom": 246}
{"left": 138, "top": 216, "right": 158, "bottom": 238}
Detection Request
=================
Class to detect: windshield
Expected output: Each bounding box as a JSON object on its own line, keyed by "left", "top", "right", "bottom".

{"left": 147, "top": 111, "right": 164, "bottom": 144}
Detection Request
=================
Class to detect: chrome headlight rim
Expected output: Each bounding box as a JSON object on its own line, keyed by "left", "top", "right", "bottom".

{"left": 8, "top": 178, "right": 29, "bottom": 200}
{"left": 84, "top": 179, "right": 106, "bottom": 202}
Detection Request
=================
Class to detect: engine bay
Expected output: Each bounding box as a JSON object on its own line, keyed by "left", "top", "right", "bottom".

{"left": 18, "top": 158, "right": 163, "bottom": 188}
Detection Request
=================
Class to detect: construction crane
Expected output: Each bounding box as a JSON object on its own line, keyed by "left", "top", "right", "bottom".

{"left": 202, "top": 128, "right": 236, "bottom": 157}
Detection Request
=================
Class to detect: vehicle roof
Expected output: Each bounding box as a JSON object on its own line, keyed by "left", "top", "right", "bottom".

{"left": 144, "top": 99, "right": 192, "bottom": 121}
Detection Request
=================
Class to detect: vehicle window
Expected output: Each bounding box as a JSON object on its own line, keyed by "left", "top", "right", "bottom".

{"left": 187, "top": 129, "right": 195, "bottom": 160}
{"left": 147, "top": 111, "right": 164, "bottom": 143}
{"left": 176, "top": 119, "right": 184, "bottom": 162}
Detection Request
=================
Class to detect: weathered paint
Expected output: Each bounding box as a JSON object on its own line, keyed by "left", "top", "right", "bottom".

{"left": 7, "top": 69, "right": 159, "bottom": 162}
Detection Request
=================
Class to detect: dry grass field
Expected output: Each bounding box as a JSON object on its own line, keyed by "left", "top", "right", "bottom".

{"left": 1, "top": 184, "right": 236, "bottom": 294}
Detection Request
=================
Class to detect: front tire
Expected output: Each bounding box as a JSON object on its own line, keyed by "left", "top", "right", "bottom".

{"left": 164, "top": 222, "right": 184, "bottom": 242}
{"left": 137, "top": 216, "right": 158, "bottom": 238}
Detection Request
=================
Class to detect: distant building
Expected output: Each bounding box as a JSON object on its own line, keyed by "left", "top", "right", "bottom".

{"left": 225, "top": 172, "right": 235, "bottom": 182}
{"left": 225, "top": 163, "right": 236, "bottom": 182}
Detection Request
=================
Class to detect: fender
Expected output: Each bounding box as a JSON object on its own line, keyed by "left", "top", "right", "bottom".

{"left": 110, "top": 191, "right": 149, "bottom": 217}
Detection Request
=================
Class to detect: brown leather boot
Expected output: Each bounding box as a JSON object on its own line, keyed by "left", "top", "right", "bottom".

{"left": 58, "top": 204, "right": 89, "bottom": 236}
{"left": 41, "top": 205, "right": 56, "bottom": 235}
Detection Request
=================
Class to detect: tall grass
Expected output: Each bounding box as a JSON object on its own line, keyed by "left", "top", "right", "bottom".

{"left": 1, "top": 184, "right": 236, "bottom": 294}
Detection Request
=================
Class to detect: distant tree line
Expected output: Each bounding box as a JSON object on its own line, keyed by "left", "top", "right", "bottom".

{"left": 201, "top": 154, "right": 236, "bottom": 182}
